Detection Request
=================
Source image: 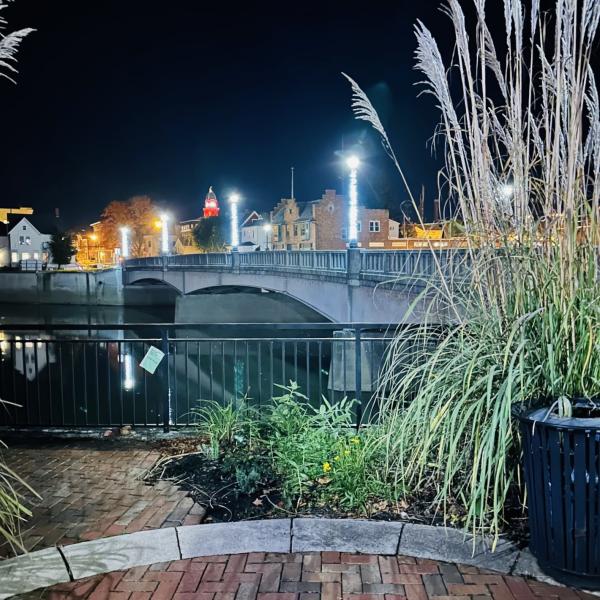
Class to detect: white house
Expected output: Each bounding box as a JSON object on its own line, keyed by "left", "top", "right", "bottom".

{"left": 0, "top": 215, "right": 52, "bottom": 268}
{"left": 240, "top": 211, "right": 272, "bottom": 251}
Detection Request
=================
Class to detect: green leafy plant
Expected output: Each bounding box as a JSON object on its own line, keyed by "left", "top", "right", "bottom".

{"left": 191, "top": 398, "right": 260, "bottom": 459}
{"left": 265, "top": 383, "right": 395, "bottom": 512}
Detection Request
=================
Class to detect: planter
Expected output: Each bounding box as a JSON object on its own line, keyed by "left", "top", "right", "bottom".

{"left": 517, "top": 407, "right": 600, "bottom": 589}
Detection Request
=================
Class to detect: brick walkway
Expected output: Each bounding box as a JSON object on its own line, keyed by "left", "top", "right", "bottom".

{"left": 0, "top": 439, "right": 204, "bottom": 557}
{"left": 14, "top": 552, "right": 597, "bottom": 600}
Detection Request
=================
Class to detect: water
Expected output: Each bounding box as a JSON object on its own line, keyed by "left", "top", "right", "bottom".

{"left": 0, "top": 303, "right": 361, "bottom": 427}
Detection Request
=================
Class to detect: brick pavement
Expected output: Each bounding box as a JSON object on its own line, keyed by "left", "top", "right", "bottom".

{"left": 0, "top": 439, "right": 205, "bottom": 557}
{"left": 13, "top": 552, "right": 597, "bottom": 600}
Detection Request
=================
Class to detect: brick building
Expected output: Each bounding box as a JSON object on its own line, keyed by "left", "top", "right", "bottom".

{"left": 270, "top": 189, "right": 399, "bottom": 250}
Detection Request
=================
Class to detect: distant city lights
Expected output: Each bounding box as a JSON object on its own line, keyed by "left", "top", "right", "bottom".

{"left": 160, "top": 213, "right": 170, "bottom": 254}
{"left": 229, "top": 193, "right": 240, "bottom": 250}
{"left": 120, "top": 226, "right": 130, "bottom": 259}
{"left": 346, "top": 156, "right": 360, "bottom": 248}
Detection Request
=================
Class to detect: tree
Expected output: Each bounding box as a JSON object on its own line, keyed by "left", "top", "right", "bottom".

{"left": 100, "top": 196, "right": 159, "bottom": 258}
{"left": 193, "top": 215, "right": 228, "bottom": 252}
{"left": 49, "top": 232, "right": 76, "bottom": 268}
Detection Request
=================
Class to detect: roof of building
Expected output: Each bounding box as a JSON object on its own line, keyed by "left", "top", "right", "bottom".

{"left": 6, "top": 213, "right": 59, "bottom": 235}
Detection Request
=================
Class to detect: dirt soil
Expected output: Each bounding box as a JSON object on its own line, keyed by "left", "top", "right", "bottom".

{"left": 147, "top": 438, "right": 530, "bottom": 547}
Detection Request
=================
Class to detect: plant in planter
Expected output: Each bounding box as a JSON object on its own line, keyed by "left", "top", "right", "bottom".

{"left": 343, "top": 0, "right": 600, "bottom": 588}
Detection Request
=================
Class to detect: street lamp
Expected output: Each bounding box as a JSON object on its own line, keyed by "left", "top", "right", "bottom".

{"left": 263, "top": 223, "right": 272, "bottom": 251}
{"left": 229, "top": 193, "right": 240, "bottom": 251}
{"left": 346, "top": 155, "right": 360, "bottom": 248}
{"left": 500, "top": 183, "right": 514, "bottom": 200}
{"left": 120, "top": 226, "right": 130, "bottom": 259}
{"left": 160, "top": 213, "right": 170, "bottom": 255}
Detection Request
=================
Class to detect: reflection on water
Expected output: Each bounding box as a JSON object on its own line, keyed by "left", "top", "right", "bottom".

{"left": 0, "top": 303, "right": 366, "bottom": 427}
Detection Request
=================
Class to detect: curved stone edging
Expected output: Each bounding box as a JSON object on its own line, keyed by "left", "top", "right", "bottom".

{"left": 0, "top": 518, "right": 555, "bottom": 599}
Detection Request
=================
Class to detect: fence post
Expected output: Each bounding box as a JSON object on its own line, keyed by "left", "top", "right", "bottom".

{"left": 161, "top": 328, "right": 171, "bottom": 433}
{"left": 354, "top": 327, "right": 362, "bottom": 430}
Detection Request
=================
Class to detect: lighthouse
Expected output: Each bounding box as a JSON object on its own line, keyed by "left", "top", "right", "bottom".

{"left": 203, "top": 186, "right": 220, "bottom": 218}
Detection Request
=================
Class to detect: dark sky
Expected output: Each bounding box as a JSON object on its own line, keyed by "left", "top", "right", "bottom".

{"left": 0, "top": 0, "right": 568, "bottom": 228}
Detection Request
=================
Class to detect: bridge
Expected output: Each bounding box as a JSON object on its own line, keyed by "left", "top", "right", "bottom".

{"left": 123, "top": 249, "right": 467, "bottom": 323}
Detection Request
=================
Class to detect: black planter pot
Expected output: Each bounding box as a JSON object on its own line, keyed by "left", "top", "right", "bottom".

{"left": 517, "top": 407, "right": 600, "bottom": 589}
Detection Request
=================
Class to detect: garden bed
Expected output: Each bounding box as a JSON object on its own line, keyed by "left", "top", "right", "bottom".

{"left": 147, "top": 434, "right": 529, "bottom": 547}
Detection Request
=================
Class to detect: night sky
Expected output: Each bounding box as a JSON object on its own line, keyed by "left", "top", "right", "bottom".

{"left": 0, "top": 1, "right": 570, "bottom": 228}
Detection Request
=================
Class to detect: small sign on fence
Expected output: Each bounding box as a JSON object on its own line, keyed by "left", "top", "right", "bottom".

{"left": 140, "top": 345, "right": 165, "bottom": 374}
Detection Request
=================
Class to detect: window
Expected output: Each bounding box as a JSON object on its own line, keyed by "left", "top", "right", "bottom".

{"left": 19, "top": 235, "right": 31, "bottom": 245}
{"left": 33, "top": 252, "right": 39, "bottom": 260}
{"left": 11, "top": 252, "right": 18, "bottom": 263}
{"left": 341, "top": 228, "right": 348, "bottom": 240}
{"left": 21, "top": 252, "right": 31, "bottom": 260}
{"left": 357, "top": 222, "right": 362, "bottom": 233}
{"left": 369, "top": 220, "right": 381, "bottom": 233}
{"left": 22, "top": 225, "right": 26, "bottom": 230}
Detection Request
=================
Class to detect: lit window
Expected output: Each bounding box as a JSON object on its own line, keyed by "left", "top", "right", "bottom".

{"left": 33, "top": 252, "right": 39, "bottom": 260}
{"left": 11, "top": 252, "right": 18, "bottom": 263}
{"left": 21, "top": 252, "right": 31, "bottom": 260}
{"left": 369, "top": 220, "right": 381, "bottom": 233}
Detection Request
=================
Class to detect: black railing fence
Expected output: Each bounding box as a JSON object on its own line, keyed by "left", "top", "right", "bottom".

{"left": 0, "top": 323, "right": 399, "bottom": 431}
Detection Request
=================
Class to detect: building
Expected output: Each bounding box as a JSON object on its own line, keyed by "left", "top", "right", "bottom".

{"left": 0, "top": 214, "right": 53, "bottom": 268}
{"left": 270, "top": 189, "right": 401, "bottom": 250}
{"left": 175, "top": 187, "right": 222, "bottom": 254}
{"left": 73, "top": 221, "right": 119, "bottom": 266}
{"left": 203, "top": 186, "right": 220, "bottom": 218}
{"left": 240, "top": 211, "right": 272, "bottom": 251}
{"left": 0, "top": 206, "right": 33, "bottom": 224}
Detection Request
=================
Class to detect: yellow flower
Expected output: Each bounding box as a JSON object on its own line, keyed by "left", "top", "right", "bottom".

{"left": 344, "top": 449, "right": 351, "bottom": 456}
{"left": 334, "top": 455, "right": 340, "bottom": 462}
{"left": 350, "top": 436, "right": 360, "bottom": 445}
{"left": 322, "top": 462, "right": 332, "bottom": 473}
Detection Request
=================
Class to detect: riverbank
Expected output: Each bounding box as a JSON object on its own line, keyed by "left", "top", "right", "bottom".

{"left": 0, "top": 269, "right": 177, "bottom": 306}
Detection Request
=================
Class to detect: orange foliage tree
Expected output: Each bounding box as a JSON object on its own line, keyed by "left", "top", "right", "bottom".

{"left": 100, "top": 196, "right": 159, "bottom": 258}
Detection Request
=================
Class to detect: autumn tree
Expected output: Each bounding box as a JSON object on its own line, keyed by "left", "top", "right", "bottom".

{"left": 100, "top": 196, "right": 159, "bottom": 258}
{"left": 193, "top": 215, "right": 228, "bottom": 252}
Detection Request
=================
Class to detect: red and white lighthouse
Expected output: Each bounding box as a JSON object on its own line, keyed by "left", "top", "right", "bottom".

{"left": 203, "top": 186, "right": 220, "bottom": 218}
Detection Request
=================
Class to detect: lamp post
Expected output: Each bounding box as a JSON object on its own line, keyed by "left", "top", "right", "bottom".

{"left": 346, "top": 155, "right": 360, "bottom": 248}
{"left": 120, "top": 227, "right": 130, "bottom": 260}
{"left": 263, "top": 223, "right": 272, "bottom": 251}
{"left": 160, "top": 213, "right": 170, "bottom": 255}
{"left": 229, "top": 193, "right": 240, "bottom": 251}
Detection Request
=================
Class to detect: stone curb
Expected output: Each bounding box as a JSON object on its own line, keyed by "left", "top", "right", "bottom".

{"left": 0, "top": 518, "right": 556, "bottom": 599}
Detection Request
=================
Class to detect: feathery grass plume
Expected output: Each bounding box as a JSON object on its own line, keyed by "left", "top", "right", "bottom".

{"left": 345, "top": 0, "right": 600, "bottom": 543}
{"left": 0, "top": 0, "right": 34, "bottom": 83}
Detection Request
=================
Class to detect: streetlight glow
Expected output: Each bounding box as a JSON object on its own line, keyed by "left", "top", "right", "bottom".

{"left": 229, "top": 194, "right": 240, "bottom": 250}
{"left": 346, "top": 156, "right": 360, "bottom": 247}
{"left": 120, "top": 226, "right": 130, "bottom": 259}
{"left": 160, "top": 213, "right": 170, "bottom": 254}
{"left": 500, "top": 183, "right": 514, "bottom": 199}
{"left": 263, "top": 222, "right": 272, "bottom": 251}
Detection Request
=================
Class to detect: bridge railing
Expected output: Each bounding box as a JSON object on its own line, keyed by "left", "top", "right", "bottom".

{"left": 165, "top": 253, "right": 231, "bottom": 267}
{"left": 237, "top": 250, "right": 347, "bottom": 272}
{"left": 360, "top": 249, "right": 470, "bottom": 278}
{"left": 124, "top": 249, "right": 471, "bottom": 283}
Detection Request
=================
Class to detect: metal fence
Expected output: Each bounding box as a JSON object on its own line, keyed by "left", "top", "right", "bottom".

{"left": 0, "top": 323, "right": 398, "bottom": 431}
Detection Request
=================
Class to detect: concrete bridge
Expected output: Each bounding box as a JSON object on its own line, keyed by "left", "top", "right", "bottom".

{"left": 123, "top": 249, "right": 466, "bottom": 323}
